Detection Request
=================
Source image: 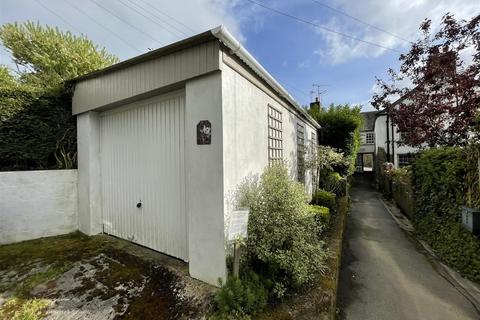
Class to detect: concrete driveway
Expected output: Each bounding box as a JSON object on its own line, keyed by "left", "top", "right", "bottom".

{"left": 337, "top": 174, "right": 479, "bottom": 320}
{"left": 0, "top": 233, "right": 213, "bottom": 320}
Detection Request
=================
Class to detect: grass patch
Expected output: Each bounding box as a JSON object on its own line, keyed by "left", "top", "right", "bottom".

{"left": 0, "top": 297, "right": 50, "bottom": 320}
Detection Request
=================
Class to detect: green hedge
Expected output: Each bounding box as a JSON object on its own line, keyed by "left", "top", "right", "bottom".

{"left": 0, "top": 91, "right": 76, "bottom": 170}
{"left": 308, "top": 205, "right": 331, "bottom": 233}
{"left": 311, "top": 189, "right": 336, "bottom": 211}
{"left": 411, "top": 147, "right": 480, "bottom": 282}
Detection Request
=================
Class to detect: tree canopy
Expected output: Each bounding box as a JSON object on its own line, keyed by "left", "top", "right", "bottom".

{"left": 307, "top": 103, "right": 363, "bottom": 174}
{"left": 372, "top": 14, "right": 480, "bottom": 148}
{"left": 1, "top": 21, "right": 117, "bottom": 92}
{"left": 0, "top": 21, "right": 118, "bottom": 170}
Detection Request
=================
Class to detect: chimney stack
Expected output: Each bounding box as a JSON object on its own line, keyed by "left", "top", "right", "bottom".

{"left": 310, "top": 97, "right": 321, "bottom": 112}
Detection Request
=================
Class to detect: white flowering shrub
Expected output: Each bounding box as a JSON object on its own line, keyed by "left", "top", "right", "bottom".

{"left": 240, "top": 163, "right": 329, "bottom": 298}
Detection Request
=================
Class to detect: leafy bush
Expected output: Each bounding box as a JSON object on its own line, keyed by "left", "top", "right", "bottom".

{"left": 321, "top": 171, "right": 347, "bottom": 196}
{"left": 0, "top": 21, "right": 117, "bottom": 170}
{"left": 305, "top": 144, "right": 348, "bottom": 195}
{"left": 212, "top": 272, "right": 268, "bottom": 319}
{"left": 375, "top": 147, "right": 392, "bottom": 195}
{"left": 0, "top": 91, "right": 76, "bottom": 170}
{"left": 307, "top": 104, "right": 363, "bottom": 174}
{"left": 242, "top": 163, "right": 328, "bottom": 298}
{"left": 411, "top": 147, "right": 480, "bottom": 282}
{"left": 311, "top": 189, "right": 336, "bottom": 211}
{"left": 307, "top": 205, "right": 331, "bottom": 233}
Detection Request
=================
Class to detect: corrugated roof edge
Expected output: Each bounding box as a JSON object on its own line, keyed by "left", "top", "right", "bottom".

{"left": 69, "top": 26, "right": 320, "bottom": 129}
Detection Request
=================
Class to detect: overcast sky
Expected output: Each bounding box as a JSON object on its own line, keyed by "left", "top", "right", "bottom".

{"left": 1, "top": 0, "right": 478, "bottom": 110}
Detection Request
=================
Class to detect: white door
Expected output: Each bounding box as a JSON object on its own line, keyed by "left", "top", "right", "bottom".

{"left": 100, "top": 91, "right": 188, "bottom": 261}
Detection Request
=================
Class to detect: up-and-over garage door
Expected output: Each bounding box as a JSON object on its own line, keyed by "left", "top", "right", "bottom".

{"left": 100, "top": 91, "right": 188, "bottom": 261}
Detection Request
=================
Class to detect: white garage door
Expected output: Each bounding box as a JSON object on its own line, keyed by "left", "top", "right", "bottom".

{"left": 100, "top": 91, "right": 188, "bottom": 261}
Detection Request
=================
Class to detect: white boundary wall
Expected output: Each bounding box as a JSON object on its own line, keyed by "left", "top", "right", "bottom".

{"left": 0, "top": 170, "right": 78, "bottom": 244}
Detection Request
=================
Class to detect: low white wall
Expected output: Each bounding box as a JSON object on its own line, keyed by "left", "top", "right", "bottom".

{"left": 0, "top": 170, "right": 78, "bottom": 244}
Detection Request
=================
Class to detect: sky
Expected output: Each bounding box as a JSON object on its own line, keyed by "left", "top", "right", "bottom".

{"left": 0, "top": 0, "right": 478, "bottom": 111}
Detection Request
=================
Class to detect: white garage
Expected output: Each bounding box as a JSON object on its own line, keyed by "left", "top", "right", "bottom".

{"left": 72, "top": 26, "right": 320, "bottom": 285}
{"left": 100, "top": 91, "right": 188, "bottom": 261}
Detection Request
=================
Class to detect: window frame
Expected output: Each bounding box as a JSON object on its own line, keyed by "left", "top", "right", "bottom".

{"left": 268, "top": 104, "right": 283, "bottom": 165}
{"left": 398, "top": 153, "right": 414, "bottom": 167}
{"left": 297, "top": 122, "right": 306, "bottom": 183}
{"left": 365, "top": 131, "right": 375, "bottom": 144}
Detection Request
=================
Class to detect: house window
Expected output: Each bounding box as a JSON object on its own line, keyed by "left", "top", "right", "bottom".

{"left": 398, "top": 153, "right": 414, "bottom": 167}
{"left": 365, "top": 132, "right": 375, "bottom": 144}
{"left": 268, "top": 105, "right": 283, "bottom": 165}
{"left": 311, "top": 131, "right": 317, "bottom": 146}
{"left": 297, "top": 123, "right": 305, "bottom": 183}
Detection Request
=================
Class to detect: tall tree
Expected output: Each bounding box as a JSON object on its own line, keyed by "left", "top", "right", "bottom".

{"left": 0, "top": 21, "right": 118, "bottom": 170}
{"left": 372, "top": 14, "right": 480, "bottom": 148}
{"left": 1, "top": 21, "right": 117, "bottom": 92}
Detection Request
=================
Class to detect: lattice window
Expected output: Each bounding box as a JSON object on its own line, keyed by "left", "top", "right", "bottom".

{"left": 365, "top": 132, "right": 375, "bottom": 144}
{"left": 297, "top": 123, "right": 305, "bottom": 183}
{"left": 268, "top": 105, "right": 283, "bottom": 165}
{"left": 398, "top": 153, "right": 414, "bottom": 167}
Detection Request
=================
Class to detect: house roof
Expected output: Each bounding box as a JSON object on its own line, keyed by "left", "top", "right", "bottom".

{"left": 360, "top": 111, "right": 378, "bottom": 131}
{"left": 70, "top": 26, "right": 320, "bottom": 129}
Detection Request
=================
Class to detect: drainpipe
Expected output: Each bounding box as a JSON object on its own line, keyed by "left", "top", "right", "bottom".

{"left": 386, "top": 113, "right": 391, "bottom": 162}
{"left": 391, "top": 118, "right": 395, "bottom": 166}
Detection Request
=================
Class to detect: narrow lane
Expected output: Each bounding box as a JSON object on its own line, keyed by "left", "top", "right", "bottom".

{"left": 337, "top": 174, "right": 478, "bottom": 320}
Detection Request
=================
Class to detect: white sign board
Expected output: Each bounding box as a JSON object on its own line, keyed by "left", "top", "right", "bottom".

{"left": 228, "top": 210, "right": 249, "bottom": 242}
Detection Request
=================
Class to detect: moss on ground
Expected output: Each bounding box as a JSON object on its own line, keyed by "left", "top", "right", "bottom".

{"left": 0, "top": 232, "right": 200, "bottom": 319}
{"left": 16, "top": 265, "right": 68, "bottom": 297}
{"left": 0, "top": 232, "right": 109, "bottom": 272}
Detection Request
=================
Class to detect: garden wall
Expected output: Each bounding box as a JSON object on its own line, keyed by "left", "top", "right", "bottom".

{"left": 0, "top": 170, "right": 78, "bottom": 244}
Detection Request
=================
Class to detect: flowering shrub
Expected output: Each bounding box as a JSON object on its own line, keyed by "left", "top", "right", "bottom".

{"left": 238, "top": 163, "right": 329, "bottom": 299}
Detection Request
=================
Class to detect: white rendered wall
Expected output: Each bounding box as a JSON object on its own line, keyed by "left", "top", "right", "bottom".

{"left": 0, "top": 170, "right": 78, "bottom": 244}
{"left": 185, "top": 72, "right": 227, "bottom": 286}
{"left": 221, "top": 63, "right": 316, "bottom": 227}
{"left": 77, "top": 111, "right": 102, "bottom": 235}
{"left": 374, "top": 115, "right": 419, "bottom": 167}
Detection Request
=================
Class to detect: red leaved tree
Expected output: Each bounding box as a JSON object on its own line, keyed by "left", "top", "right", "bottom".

{"left": 372, "top": 13, "right": 480, "bottom": 148}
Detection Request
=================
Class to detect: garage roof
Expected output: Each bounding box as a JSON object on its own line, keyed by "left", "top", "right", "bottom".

{"left": 71, "top": 26, "right": 320, "bottom": 129}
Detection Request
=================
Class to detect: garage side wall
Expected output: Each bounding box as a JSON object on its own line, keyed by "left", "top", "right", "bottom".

{"left": 221, "top": 61, "right": 317, "bottom": 236}
{"left": 185, "top": 71, "right": 227, "bottom": 285}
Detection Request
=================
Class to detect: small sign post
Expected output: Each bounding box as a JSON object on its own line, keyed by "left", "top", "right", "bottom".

{"left": 228, "top": 210, "right": 249, "bottom": 278}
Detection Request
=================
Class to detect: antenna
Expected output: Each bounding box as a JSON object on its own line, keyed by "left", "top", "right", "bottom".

{"left": 311, "top": 83, "right": 328, "bottom": 105}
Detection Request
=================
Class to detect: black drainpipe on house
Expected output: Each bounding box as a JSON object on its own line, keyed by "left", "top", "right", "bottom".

{"left": 391, "top": 118, "right": 395, "bottom": 165}
{"left": 386, "top": 113, "right": 391, "bottom": 162}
